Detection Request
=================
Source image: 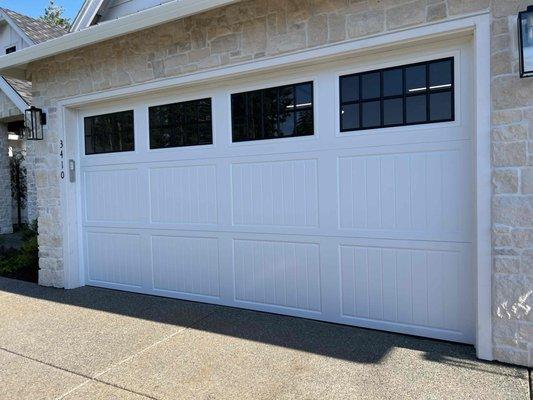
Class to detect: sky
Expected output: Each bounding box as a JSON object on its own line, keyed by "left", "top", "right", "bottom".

{"left": 0, "top": 0, "right": 85, "bottom": 20}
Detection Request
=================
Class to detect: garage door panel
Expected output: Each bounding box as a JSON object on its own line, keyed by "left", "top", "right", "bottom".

{"left": 151, "top": 235, "right": 220, "bottom": 297}
{"left": 338, "top": 146, "right": 471, "bottom": 239}
{"left": 149, "top": 165, "right": 218, "bottom": 225}
{"left": 234, "top": 239, "right": 321, "bottom": 312}
{"left": 86, "top": 232, "right": 143, "bottom": 287}
{"left": 80, "top": 43, "right": 475, "bottom": 344}
{"left": 84, "top": 168, "right": 145, "bottom": 223}
{"left": 231, "top": 159, "right": 319, "bottom": 227}
{"left": 339, "top": 244, "right": 470, "bottom": 334}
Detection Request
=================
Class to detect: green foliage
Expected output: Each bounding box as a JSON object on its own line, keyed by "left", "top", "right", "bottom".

{"left": 40, "top": 0, "right": 71, "bottom": 30}
{"left": 10, "top": 150, "right": 27, "bottom": 228}
{"left": 0, "top": 220, "right": 39, "bottom": 281}
{"left": 10, "top": 151, "right": 27, "bottom": 208}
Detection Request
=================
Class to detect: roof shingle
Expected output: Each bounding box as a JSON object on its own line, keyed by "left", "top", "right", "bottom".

{"left": 1, "top": 8, "right": 67, "bottom": 44}
{"left": 4, "top": 77, "right": 32, "bottom": 106}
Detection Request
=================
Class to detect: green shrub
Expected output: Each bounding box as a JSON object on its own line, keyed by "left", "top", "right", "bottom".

{"left": 0, "top": 220, "right": 39, "bottom": 281}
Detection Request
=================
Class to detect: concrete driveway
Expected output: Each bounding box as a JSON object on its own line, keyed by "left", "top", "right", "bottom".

{"left": 0, "top": 277, "right": 529, "bottom": 400}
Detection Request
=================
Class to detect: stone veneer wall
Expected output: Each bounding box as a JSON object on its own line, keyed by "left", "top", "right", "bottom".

{"left": 0, "top": 90, "right": 20, "bottom": 120}
{"left": 0, "top": 124, "right": 12, "bottom": 234}
{"left": 0, "top": 90, "right": 18, "bottom": 234}
{"left": 27, "top": 0, "right": 532, "bottom": 366}
{"left": 0, "top": 87, "right": 38, "bottom": 228}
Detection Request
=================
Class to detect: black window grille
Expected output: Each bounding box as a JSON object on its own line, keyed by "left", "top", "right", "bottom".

{"left": 340, "top": 58, "right": 454, "bottom": 132}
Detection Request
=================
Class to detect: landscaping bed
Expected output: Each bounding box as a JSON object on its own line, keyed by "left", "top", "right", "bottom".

{"left": 0, "top": 222, "right": 38, "bottom": 283}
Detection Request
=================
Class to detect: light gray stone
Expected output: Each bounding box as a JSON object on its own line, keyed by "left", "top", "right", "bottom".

{"left": 492, "top": 17, "right": 509, "bottom": 36}
{"left": 522, "top": 167, "right": 533, "bottom": 194}
{"left": 426, "top": 2, "right": 447, "bottom": 22}
{"left": 492, "top": 50, "right": 512, "bottom": 75}
{"left": 493, "top": 75, "right": 533, "bottom": 110}
{"left": 327, "top": 12, "right": 346, "bottom": 43}
{"left": 308, "top": 14, "right": 328, "bottom": 47}
{"left": 520, "top": 250, "right": 533, "bottom": 276}
{"left": 492, "top": 124, "right": 528, "bottom": 141}
{"left": 493, "top": 346, "right": 529, "bottom": 366}
{"left": 492, "top": 109, "right": 522, "bottom": 126}
{"left": 493, "top": 196, "right": 533, "bottom": 227}
{"left": 0, "top": 125, "right": 12, "bottom": 234}
{"left": 492, "top": 169, "right": 519, "bottom": 193}
{"left": 493, "top": 224, "right": 513, "bottom": 247}
{"left": 494, "top": 257, "right": 520, "bottom": 274}
{"left": 347, "top": 10, "right": 384, "bottom": 38}
{"left": 512, "top": 229, "right": 533, "bottom": 248}
{"left": 386, "top": 0, "right": 425, "bottom": 29}
{"left": 494, "top": 274, "right": 532, "bottom": 320}
{"left": 448, "top": 0, "right": 489, "bottom": 16}
{"left": 492, "top": 142, "right": 527, "bottom": 166}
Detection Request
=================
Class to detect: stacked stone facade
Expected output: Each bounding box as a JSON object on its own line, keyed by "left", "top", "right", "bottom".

{"left": 0, "top": 90, "right": 17, "bottom": 234}
{"left": 0, "top": 87, "right": 37, "bottom": 229}
{"left": 0, "top": 90, "right": 20, "bottom": 120}
{"left": 0, "top": 124, "right": 12, "bottom": 234}
{"left": 26, "top": 0, "right": 533, "bottom": 366}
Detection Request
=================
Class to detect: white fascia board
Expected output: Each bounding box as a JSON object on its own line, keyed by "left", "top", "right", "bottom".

{"left": 70, "top": 0, "right": 105, "bottom": 32}
{"left": 0, "top": 76, "right": 29, "bottom": 113}
{"left": 0, "top": 0, "right": 241, "bottom": 76}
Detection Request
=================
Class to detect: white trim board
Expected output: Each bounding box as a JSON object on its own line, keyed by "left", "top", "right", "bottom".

{"left": 70, "top": 0, "right": 106, "bottom": 32}
{"left": 58, "top": 13, "right": 492, "bottom": 361}
{"left": 0, "top": 76, "right": 29, "bottom": 113}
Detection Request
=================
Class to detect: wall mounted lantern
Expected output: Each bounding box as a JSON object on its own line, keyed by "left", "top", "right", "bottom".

{"left": 24, "top": 106, "right": 46, "bottom": 140}
{"left": 519, "top": 6, "right": 533, "bottom": 77}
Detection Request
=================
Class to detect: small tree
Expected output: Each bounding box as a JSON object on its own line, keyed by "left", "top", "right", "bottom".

{"left": 10, "top": 151, "right": 27, "bottom": 228}
{"left": 40, "top": 0, "right": 71, "bottom": 30}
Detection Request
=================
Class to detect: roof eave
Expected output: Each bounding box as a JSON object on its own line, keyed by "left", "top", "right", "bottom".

{"left": 0, "top": 76, "right": 29, "bottom": 113}
{"left": 0, "top": 0, "right": 241, "bottom": 77}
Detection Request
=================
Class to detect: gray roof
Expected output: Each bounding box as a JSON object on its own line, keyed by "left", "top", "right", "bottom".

{"left": 1, "top": 8, "right": 67, "bottom": 44}
{"left": 4, "top": 77, "right": 32, "bottom": 106}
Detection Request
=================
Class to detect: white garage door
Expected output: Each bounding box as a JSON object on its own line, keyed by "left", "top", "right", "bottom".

{"left": 79, "top": 40, "right": 475, "bottom": 343}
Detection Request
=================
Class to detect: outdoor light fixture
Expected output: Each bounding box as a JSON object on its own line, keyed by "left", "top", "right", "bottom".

{"left": 519, "top": 5, "right": 533, "bottom": 78}
{"left": 24, "top": 106, "right": 46, "bottom": 140}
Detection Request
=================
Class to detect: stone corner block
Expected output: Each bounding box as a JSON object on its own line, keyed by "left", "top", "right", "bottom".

{"left": 38, "top": 269, "right": 65, "bottom": 289}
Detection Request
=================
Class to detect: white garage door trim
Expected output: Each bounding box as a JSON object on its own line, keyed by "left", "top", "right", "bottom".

{"left": 57, "top": 13, "right": 492, "bottom": 359}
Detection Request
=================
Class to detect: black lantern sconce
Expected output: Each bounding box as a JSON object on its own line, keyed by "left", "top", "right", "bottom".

{"left": 24, "top": 106, "right": 46, "bottom": 140}
{"left": 519, "top": 6, "right": 533, "bottom": 78}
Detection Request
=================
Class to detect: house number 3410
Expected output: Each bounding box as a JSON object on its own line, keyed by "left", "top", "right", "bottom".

{"left": 60, "top": 140, "right": 65, "bottom": 180}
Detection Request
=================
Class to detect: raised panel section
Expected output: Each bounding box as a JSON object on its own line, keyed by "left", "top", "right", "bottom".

{"left": 84, "top": 168, "right": 143, "bottom": 222}
{"left": 86, "top": 232, "right": 142, "bottom": 287}
{"left": 234, "top": 239, "right": 321, "bottom": 312}
{"left": 338, "top": 149, "right": 469, "bottom": 236}
{"left": 152, "top": 236, "right": 220, "bottom": 297}
{"left": 232, "top": 159, "right": 319, "bottom": 227}
{"left": 340, "top": 245, "right": 465, "bottom": 332}
{"left": 150, "top": 165, "right": 218, "bottom": 224}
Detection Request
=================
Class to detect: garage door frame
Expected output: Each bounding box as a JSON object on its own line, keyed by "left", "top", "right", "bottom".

{"left": 56, "top": 13, "right": 492, "bottom": 360}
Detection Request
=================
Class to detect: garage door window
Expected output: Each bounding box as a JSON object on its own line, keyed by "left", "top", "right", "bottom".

{"left": 231, "top": 82, "right": 314, "bottom": 142}
{"left": 340, "top": 58, "right": 454, "bottom": 132}
{"left": 149, "top": 98, "right": 212, "bottom": 149}
{"left": 84, "top": 110, "right": 134, "bottom": 155}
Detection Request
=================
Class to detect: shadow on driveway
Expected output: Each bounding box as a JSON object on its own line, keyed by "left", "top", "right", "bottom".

{"left": 0, "top": 276, "right": 525, "bottom": 378}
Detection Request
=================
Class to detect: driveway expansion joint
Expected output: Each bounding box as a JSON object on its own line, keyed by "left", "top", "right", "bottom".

{"left": 55, "top": 308, "right": 218, "bottom": 400}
